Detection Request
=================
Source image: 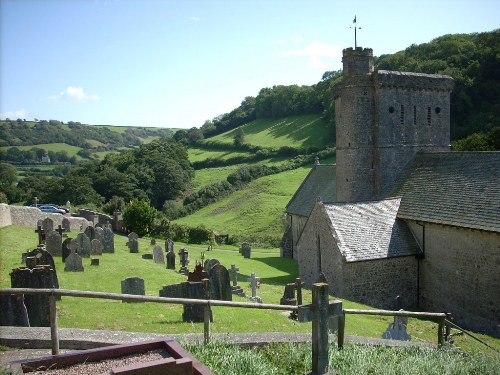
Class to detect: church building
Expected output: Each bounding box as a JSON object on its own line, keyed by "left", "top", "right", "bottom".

{"left": 286, "top": 47, "right": 500, "bottom": 336}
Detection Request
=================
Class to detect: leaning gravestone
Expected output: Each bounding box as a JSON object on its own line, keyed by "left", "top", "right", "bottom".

{"left": 0, "top": 294, "right": 29, "bottom": 327}
{"left": 76, "top": 232, "right": 91, "bottom": 258}
{"left": 91, "top": 239, "right": 103, "bottom": 255}
{"left": 64, "top": 248, "right": 84, "bottom": 272}
{"left": 42, "top": 217, "right": 54, "bottom": 233}
{"left": 121, "top": 277, "right": 145, "bottom": 302}
{"left": 102, "top": 227, "right": 115, "bottom": 253}
{"left": 181, "top": 281, "right": 212, "bottom": 323}
{"left": 46, "top": 230, "right": 62, "bottom": 257}
{"left": 166, "top": 249, "right": 176, "bottom": 270}
{"left": 94, "top": 226, "right": 105, "bottom": 243}
{"left": 153, "top": 246, "right": 165, "bottom": 264}
{"left": 208, "top": 264, "right": 232, "bottom": 301}
{"left": 62, "top": 217, "right": 71, "bottom": 232}
{"left": 84, "top": 226, "right": 96, "bottom": 241}
{"left": 10, "top": 266, "right": 56, "bottom": 326}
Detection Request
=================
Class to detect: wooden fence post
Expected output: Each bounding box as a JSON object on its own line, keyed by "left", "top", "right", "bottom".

{"left": 337, "top": 312, "right": 345, "bottom": 350}
{"left": 49, "top": 294, "right": 59, "bottom": 355}
{"left": 438, "top": 317, "right": 445, "bottom": 346}
{"left": 203, "top": 279, "right": 211, "bottom": 345}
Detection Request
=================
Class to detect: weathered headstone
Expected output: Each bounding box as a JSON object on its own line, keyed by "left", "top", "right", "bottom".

{"left": 128, "top": 232, "right": 139, "bottom": 241}
{"left": 84, "top": 225, "right": 96, "bottom": 241}
{"left": 203, "top": 258, "right": 220, "bottom": 273}
{"left": 165, "top": 238, "right": 174, "bottom": 253}
{"left": 229, "top": 264, "right": 245, "bottom": 297}
{"left": 0, "top": 294, "right": 29, "bottom": 327}
{"left": 166, "top": 249, "right": 176, "bottom": 270}
{"left": 280, "top": 283, "right": 297, "bottom": 305}
{"left": 46, "top": 230, "right": 62, "bottom": 256}
{"left": 181, "top": 280, "right": 212, "bottom": 323}
{"left": 62, "top": 217, "right": 71, "bottom": 232}
{"left": 102, "top": 227, "right": 115, "bottom": 253}
{"left": 240, "top": 242, "right": 251, "bottom": 258}
{"left": 153, "top": 246, "right": 165, "bottom": 264}
{"left": 178, "top": 247, "right": 189, "bottom": 275}
{"left": 91, "top": 239, "right": 103, "bottom": 255}
{"left": 126, "top": 234, "right": 139, "bottom": 253}
{"left": 76, "top": 232, "right": 91, "bottom": 258}
{"left": 208, "top": 264, "right": 232, "bottom": 301}
{"left": 42, "top": 217, "right": 54, "bottom": 233}
{"left": 26, "top": 246, "right": 59, "bottom": 289}
{"left": 159, "top": 283, "right": 182, "bottom": 298}
{"left": 64, "top": 248, "right": 84, "bottom": 272}
{"left": 247, "top": 272, "right": 262, "bottom": 303}
{"left": 94, "top": 226, "right": 105, "bottom": 244}
{"left": 382, "top": 312, "right": 411, "bottom": 341}
{"left": 10, "top": 266, "right": 56, "bottom": 326}
{"left": 61, "top": 238, "right": 72, "bottom": 262}
{"left": 121, "top": 277, "right": 145, "bottom": 302}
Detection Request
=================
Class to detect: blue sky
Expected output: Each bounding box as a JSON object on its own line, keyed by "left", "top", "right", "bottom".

{"left": 1, "top": 0, "right": 498, "bottom": 129}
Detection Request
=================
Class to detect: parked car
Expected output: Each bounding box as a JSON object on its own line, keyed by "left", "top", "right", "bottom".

{"left": 31, "top": 203, "right": 69, "bottom": 213}
{"left": 37, "top": 205, "right": 66, "bottom": 214}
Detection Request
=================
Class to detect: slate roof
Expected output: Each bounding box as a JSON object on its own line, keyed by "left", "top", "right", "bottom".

{"left": 391, "top": 152, "right": 500, "bottom": 233}
{"left": 321, "top": 198, "right": 421, "bottom": 262}
{"left": 286, "top": 164, "right": 336, "bottom": 217}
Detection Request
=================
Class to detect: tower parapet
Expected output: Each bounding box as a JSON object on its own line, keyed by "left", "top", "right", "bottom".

{"left": 342, "top": 47, "right": 374, "bottom": 77}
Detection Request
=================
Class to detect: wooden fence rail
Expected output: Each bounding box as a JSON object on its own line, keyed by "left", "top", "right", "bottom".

{"left": 0, "top": 287, "right": 449, "bottom": 374}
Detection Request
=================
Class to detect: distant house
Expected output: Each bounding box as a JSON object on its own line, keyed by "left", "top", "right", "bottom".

{"left": 41, "top": 155, "right": 50, "bottom": 163}
{"left": 289, "top": 46, "right": 500, "bottom": 336}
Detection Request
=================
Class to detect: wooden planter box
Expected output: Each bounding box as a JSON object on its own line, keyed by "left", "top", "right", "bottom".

{"left": 17, "top": 339, "right": 213, "bottom": 375}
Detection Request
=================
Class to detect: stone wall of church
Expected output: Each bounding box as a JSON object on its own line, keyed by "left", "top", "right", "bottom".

{"left": 408, "top": 220, "right": 500, "bottom": 336}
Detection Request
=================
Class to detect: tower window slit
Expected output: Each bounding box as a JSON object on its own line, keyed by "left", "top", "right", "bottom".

{"left": 427, "top": 107, "right": 431, "bottom": 126}
{"left": 400, "top": 105, "right": 405, "bottom": 125}
{"left": 413, "top": 106, "right": 417, "bottom": 125}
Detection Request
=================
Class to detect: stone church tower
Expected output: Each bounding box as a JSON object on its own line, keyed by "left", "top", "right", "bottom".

{"left": 333, "top": 47, "right": 454, "bottom": 201}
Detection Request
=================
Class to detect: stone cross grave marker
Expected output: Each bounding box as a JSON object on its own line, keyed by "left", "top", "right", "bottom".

{"left": 229, "top": 264, "right": 245, "bottom": 297}
{"left": 178, "top": 247, "right": 189, "bottom": 275}
{"left": 166, "top": 249, "right": 176, "bottom": 270}
{"left": 121, "top": 277, "right": 145, "bottom": 302}
{"left": 91, "top": 239, "right": 103, "bottom": 256}
{"left": 62, "top": 217, "right": 71, "bottom": 232}
{"left": 55, "top": 225, "right": 64, "bottom": 237}
{"left": 289, "top": 277, "right": 305, "bottom": 320}
{"left": 153, "top": 246, "right": 165, "bottom": 264}
{"left": 34, "top": 225, "right": 44, "bottom": 245}
{"left": 102, "top": 227, "right": 115, "bottom": 253}
{"left": 76, "top": 232, "right": 91, "bottom": 258}
{"left": 46, "top": 230, "right": 62, "bottom": 256}
{"left": 247, "top": 272, "right": 262, "bottom": 303}
{"left": 208, "top": 263, "right": 232, "bottom": 301}
{"left": 297, "top": 282, "right": 343, "bottom": 375}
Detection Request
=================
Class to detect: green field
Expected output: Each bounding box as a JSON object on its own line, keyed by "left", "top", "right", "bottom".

{"left": 0, "top": 143, "right": 85, "bottom": 159}
{"left": 188, "top": 147, "right": 253, "bottom": 163}
{"left": 205, "top": 115, "right": 332, "bottom": 149}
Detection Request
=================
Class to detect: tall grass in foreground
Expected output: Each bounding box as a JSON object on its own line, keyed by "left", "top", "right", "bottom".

{"left": 184, "top": 341, "right": 500, "bottom": 375}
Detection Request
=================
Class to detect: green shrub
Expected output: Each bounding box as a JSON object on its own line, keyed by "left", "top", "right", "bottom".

{"left": 123, "top": 199, "right": 157, "bottom": 236}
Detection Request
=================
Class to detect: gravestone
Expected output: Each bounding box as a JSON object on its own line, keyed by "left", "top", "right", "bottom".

{"left": 36, "top": 219, "right": 43, "bottom": 229}
{"left": 76, "top": 232, "right": 91, "bottom": 258}
{"left": 0, "top": 294, "right": 29, "bottom": 327}
{"left": 102, "top": 227, "right": 115, "bottom": 253}
{"left": 121, "top": 277, "right": 145, "bottom": 302}
{"left": 159, "top": 283, "right": 182, "bottom": 298}
{"left": 280, "top": 283, "right": 297, "bottom": 305}
{"left": 153, "top": 246, "right": 165, "bottom": 264}
{"left": 42, "top": 217, "right": 54, "bottom": 233}
{"left": 26, "top": 246, "right": 59, "bottom": 289}
{"left": 90, "top": 258, "right": 100, "bottom": 266}
{"left": 34, "top": 225, "right": 45, "bottom": 245}
{"left": 10, "top": 266, "right": 56, "bottom": 326}
{"left": 62, "top": 217, "right": 71, "bottom": 232}
{"left": 128, "top": 232, "right": 139, "bottom": 241}
{"left": 166, "top": 249, "right": 176, "bottom": 270}
{"left": 203, "top": 258, "right": 220, "bottom": 273}
{"left": 142, "top": 253, "right": 153, "bottom": 259}
{"left": 181, "top": 280, "right": 212, "bottom": 323}
{"left": 150, "top": 238, "right": 156, "bottom": 245}
{"left": 187, "top": 263, "right": 207, "bottom": 282}
{"left": 126, "top": 233, "right": 139, "bottom": 253}
{"left": 290, "top": 278, "right": 305, "bottom": 320}
{"left": 178, "top": 248, "right": 189, "bottom": 275}
{"left": 240, "top": 242, "right": 251, "bottom": 258}
{"left": 45, "top": 231, "right": 62, "bottom": 257}
{"left": 165, "top": 238, "right": 174, "bottom": 253}
{"left": 91, "top": 239, "right": 103, "bottom": 255}
{"left": 208, "top": 264, "right": 232, "bottom": 301}
{"left": 229, "top": 264, "right": 245, "bottom": 297}
{"left": 62, "top": 238, "right": 72, "bottom": 262}
{"left": 247, "top": 272, "right": 262, "bottom": 303}
{"left": 84, "top": 225, "right": 96, "bottom": 241}
{"left": 64, "top": 248, "right": 84, "bottom": 272}
{"left": 94, "top": 226, "right": 105, "bottom": 244}
{"left": 382, "top": 312, "right": 411, "bottom": 341}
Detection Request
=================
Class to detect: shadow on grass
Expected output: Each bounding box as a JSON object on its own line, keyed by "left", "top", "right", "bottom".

{"left": 240, "top": 255, "right": 299, "bottom": 285}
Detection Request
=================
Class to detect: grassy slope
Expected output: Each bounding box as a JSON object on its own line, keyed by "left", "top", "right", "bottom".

{"left": 0, "top": 143, "right": 86, "bottom": 160}
{"left": 204, "top": 115, "right": 332, "bottom": 149}
{"left": 1, "top": 225, "right": 499, "bottom": 353}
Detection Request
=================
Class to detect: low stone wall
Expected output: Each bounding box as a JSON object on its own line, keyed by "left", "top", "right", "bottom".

{"left": 0, "top": 204, "right": 90, "bottom": 230}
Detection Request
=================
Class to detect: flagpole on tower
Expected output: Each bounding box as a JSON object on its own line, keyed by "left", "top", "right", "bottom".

{"left": 350, "top": 15, "right": 361, "bottom": 48}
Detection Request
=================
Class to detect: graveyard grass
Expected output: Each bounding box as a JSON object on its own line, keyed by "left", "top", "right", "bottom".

{"left": 1, "top": 225, "right": 499, "bottom": 355}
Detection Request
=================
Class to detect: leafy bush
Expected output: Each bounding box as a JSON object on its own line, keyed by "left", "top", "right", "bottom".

{"left": 123, "top": 199, "right": 157, "bottom": 236}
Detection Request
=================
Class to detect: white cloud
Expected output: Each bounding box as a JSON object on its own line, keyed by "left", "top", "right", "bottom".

{"left": 189, "top": 16, "right": 201, "bottom": 22}
{"left": 280, "top": 40, "right": 343, "bottom": 68}
{"left": 48, "top": 86, "right": 100, "bottom": 102}
{"left": 0, "top": 108, "right": 29, "bottom": 119}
